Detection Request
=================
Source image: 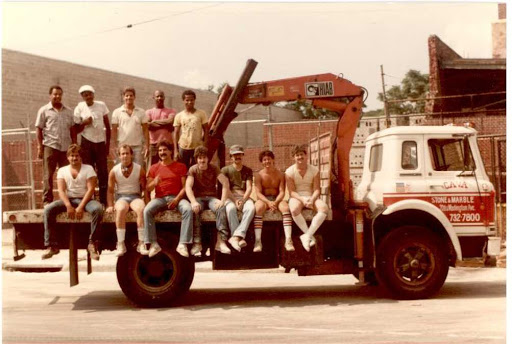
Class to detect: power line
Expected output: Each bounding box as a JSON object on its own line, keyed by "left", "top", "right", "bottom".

{"left": 44, "top": 3, "right": 223, "bottom": 46}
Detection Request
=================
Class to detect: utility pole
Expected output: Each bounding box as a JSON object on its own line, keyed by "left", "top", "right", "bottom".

{"left": 380, "top": 65, "right": 390, "bottom": 128}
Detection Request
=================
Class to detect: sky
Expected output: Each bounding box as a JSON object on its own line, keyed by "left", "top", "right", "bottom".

{"left": 1, "top": 1, "right": 502, "bottom": 111}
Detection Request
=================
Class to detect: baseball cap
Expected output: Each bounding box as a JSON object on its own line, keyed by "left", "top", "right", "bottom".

{"left": 229, "top": 144, "right": 244, "bottom": 155}
{"left": 79, "top": 85, "right": 95, "bottom": 94}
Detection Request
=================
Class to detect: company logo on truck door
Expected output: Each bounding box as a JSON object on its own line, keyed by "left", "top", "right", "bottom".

{"left": 305, "top": 82, "right": 334, "bottom": 97}
{"left": 383, "top": 192, "right": 495, "bottom": 227}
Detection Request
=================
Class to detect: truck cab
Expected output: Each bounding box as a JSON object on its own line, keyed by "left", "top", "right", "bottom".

{"left": 356, "top": 125, "right": 498, "bottom": 266}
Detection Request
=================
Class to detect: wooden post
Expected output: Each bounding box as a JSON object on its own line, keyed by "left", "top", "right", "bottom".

{"left": 69, "top": 224, "right": 79, "bottom": 287}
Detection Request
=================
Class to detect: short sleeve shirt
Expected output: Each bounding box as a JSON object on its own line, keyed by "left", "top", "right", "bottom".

{"left": 146, "top": 107, "right": 176, "bottom": 144}
{"left": 148, "top": 161, "right": 187, "bottom": 198}
{"left": 57, "top": 164, "right": 97, "bottom": 198}
{"left": 111, "top": 105, "right": 148, "bottom": 146}
{"left": 188, "top": 164, "right": 220, "bottom": 197}
{"left": 74, "top": 101, "right": 109, "bottom": 143}
{"left": 221, "top": 165, "right": 253, "bottom": 192}
{"left": 35, "top": 102, "right": 74, "bottom": 151}
{"left": 173, "top": 109, "right": 208, "bottom": 150}
{"left": 285, "top": 164, "right": 319, "bottom": 197}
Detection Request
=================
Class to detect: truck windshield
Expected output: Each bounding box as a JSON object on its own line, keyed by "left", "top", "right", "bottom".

{"left": 428, "top": 138, "right": 475, "bottom": 172}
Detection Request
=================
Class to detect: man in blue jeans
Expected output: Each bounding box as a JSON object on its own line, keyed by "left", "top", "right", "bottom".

{"left": 42, "top": 144, "right": 103, "bottom": 260}
{"left": 186, "top": 146, "right": 231, "bottom": 255}
{"left": 144, "top": 140, "right": 193, "bottom": 258}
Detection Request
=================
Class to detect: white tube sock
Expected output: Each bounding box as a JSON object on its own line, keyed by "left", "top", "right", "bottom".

{"left": 307, "top": 212, "right": 327, "bottom": 236}
{"left": 116, "top": 229, "right": 126, "bottom": 242}
{"left": 137, "top": 228, "right": 144, "bottom": 242}
{"left": 292, "top": 213, "right": 309, "bottom": 233}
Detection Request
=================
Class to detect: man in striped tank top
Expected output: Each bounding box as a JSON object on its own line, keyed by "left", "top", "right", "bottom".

{"left": 285, "top": 145, "right": 329, "bottom": 252}
{"left": 105, "top": 144, "right": 148, "bottom": 257}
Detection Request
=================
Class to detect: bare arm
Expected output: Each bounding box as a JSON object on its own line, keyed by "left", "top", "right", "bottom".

{"left": 140, "top": 167, "right": 148, "bottom": 204}
{"left": 173, "top": 126, "right": 180, "bottom": 158}
{"left": 185, "top": 175, "right": 201, "bottom": 214}
{"left": 275, "top": 173, "right": 286, "bottom": 204}
{"left": 76, "top": 177, "right": 97, "bottom": 218}
{"left": 106, "top": 170, "right": 116, "bottom": 210}
{"left": 217, "top": 173, "right": 230, "bottom": 205}
{"left": 104, "top": 115, "right": 111, "bottom": 154}
{"left": 111, "top": 124, "right": 118, "bottom": 155}
{"left": 167, "top": 176, "right": 187, "bottom": 210}
{"left": 202, "top": 123, "right": 209, "bottom": 146}
{"left": 286, "top": 173, "right": 305, "bottom": 204}
{"left": 70, "top": 125, "right": 78, "bottom": 144}
{"left": 36, "top": 127, "right": 44, "bottom": 159}
{"left": 311, "top": 172, "right": 321, "bottom": 203}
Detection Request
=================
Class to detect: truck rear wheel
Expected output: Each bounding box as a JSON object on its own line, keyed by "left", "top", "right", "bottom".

{"left": 376, "top": 226, "right": 449, "bottom": 299}
{"left": 116, "top": 241, "right": 195, "bottom": 307}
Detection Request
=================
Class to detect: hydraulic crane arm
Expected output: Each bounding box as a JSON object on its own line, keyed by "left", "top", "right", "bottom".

{"left": 208, "top": 59, "right": 365, "bottom": 205}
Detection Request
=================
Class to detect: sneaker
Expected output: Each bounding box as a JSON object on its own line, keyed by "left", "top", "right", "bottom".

{"left": 41, "top": 247, "right": 59, "bottom": 260}
{"left": 148, "top": 243, "right": 162, "bottom": 258}
{"left": 239, "top": 239, "right": 247, "bottom": 248}
{"left": 285, "top": 238, "right": 295, "bottom": 252}
{"left": 253, "top": 240, "right": 263, "bottom": 253}
{"left": 228, "top": 237, "right": 241, "bottom": 252}
{"left": 190, "top": 243, "right": 202, "bottom": 256}
{"left": 215, "top": 240, "right": 231, "bottom": 254}
{"left": 115, "top": 241, "right": 127, "bottom": 257}
{"left": 88, "top": 242, "right": 100, "bottom": 261}
{"left": 309, "top": 236, "right": 317, "bottom": 248}
{"left": 176, "top": 244, "right": 189, "bottom": 258}
{"left": 137, "top": 241, "right": 149, "bottom": 255}
{"left": 300, "top": 234, "right": 311, "bottom": 252}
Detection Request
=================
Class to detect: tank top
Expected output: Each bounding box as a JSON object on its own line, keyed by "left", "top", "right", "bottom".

{"left": 113, "top": 162, "right": 141, "bottom": 195}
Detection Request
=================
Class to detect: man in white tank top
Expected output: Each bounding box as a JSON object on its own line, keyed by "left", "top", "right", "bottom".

{"left": 285, "top": 145, "right": 329, "bottom": 252}
{"left": 105, "top": 144, "right": 147, "bottom": 256}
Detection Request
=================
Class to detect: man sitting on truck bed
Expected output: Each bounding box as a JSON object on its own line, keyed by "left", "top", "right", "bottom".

{"left": 143, "top": 140, "right": 193, "bottom": 258}
{"left": 222, "top": 144, "right": 255, "bottom": 252}
{"left": 186, "top": 146, "right": 231, "bottom": 254}
{"left": 254, "top": 150, "right": 294, "bottom": 252}
{"left": 41, "top": 144, "right": 103, "bottom": 260}
{"left": 105, "top": 144, "right": 148, "bottom": 257}
{"left": 285, "top": 145, "right": 328, "bottom": 252}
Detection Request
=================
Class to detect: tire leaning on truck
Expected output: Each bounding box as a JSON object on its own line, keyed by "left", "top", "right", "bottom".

{"left": 116, "top": 238, "right": 195, "bottom": 308}
{"left": 375, "top": 226, "right": 449, "bottom": 300}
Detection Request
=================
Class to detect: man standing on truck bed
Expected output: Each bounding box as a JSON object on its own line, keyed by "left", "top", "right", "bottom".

{"left": 285, "top": 145, "right": 328, "bottom": 252}
{"left": 146, "top": 90, "right": 176, "bottom": 167}
{"left": 111, "top": 87, "right": 149, "bottom": 168}
{"left": 254, "top": 150, "right": 294, "bottom": 252}
{"left": 144, "top": 140, "right": 193, "bottom": 258}
{"left": 73, "top": 85, "right": 111, "bottom": 205}
{"left": 186, "top": 146, "right": 231, "bottom": 254}
{"left": 36, "top": 85, "right": 77, "bottom": 206}
{"left": 41, "top": 144, "right": 103, "bottom": 260}
{"left": 105, "top": 144, "right": 147, "bottom": 257}
{"left": 222, "top": 144, "right": 255, "bottom": 252}
{"left": 173, "top": 90, "right": 208, "bottom": 169}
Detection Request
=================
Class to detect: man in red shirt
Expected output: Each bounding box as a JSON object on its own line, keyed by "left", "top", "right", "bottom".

{"left": 143, "top": 140, "right": 193, "bottom": 258}
{"left": 146, "top": 90, "right": 176, "bottom": 167}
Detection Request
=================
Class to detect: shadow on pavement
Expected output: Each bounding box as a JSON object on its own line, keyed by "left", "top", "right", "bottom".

{"left": 70, "top": 279, "right": 505, "bottom": 312}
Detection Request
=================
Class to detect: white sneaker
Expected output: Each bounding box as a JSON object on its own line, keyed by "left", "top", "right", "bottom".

{"left": 137, "top": 241, "right": 149, "bottom": 255}
{"left": 309, "top": 236, "right": 317, "bottom": 248}
{"left": 239, "top": 239, "right": 247, "bottom": 248}
{"left": 284, "top": 238, "right": 295, "bottom": 252}
{"left": 148, "top": 243, "right": 162, "bottom": 258}
{"left": 215, "top": 240, "right": 231, "bottom": 254}
{"left": 300, "top": 234, "right": 311, "bottom": 252}
{"left": 253, "top": 240, "right": 263, "bottom": 253}
{"left": 176, "top": 244, "right": 189, "bottom": 257}
{"left": 228, "top": 237, "right": 241, "bottom": 252}
{"left": 115, "top": 241, "right": 127, "bottom": 257}
{"left": 190, "top": 243, "right": 202, "bottom": 256}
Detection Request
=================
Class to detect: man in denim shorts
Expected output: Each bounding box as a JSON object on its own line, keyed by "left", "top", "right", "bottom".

{"left": 105, "top": 144, "right": 147, "bottom": 257}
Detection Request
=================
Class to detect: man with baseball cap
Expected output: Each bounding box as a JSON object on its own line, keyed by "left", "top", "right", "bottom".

{"left": 222, "top": 144, "right": 255, "bottom": 252}
{"left": 74, "top": 85, "right": 111, "bottom": 204}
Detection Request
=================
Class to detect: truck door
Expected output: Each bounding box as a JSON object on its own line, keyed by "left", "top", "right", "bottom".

{"left": 424, "top": 135, "right": 492, "bottom": 237}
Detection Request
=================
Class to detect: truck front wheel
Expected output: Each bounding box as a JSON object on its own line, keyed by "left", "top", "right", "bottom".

{"left": 116, "top": 241, "right": 195, "bottom": 307}
{"left": 376, "top": 226, "right": 449, "bottom": 299}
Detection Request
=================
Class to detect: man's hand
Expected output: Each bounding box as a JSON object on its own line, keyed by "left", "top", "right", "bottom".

{"left": 191, "top": 201, "right": 201, "bottom": 214}
{"left": 144, "top": 146, "right": 149, "bottom": 159}
{"left": 153, "top": 175, "right": 161, "bottom": 185}
{"left": 213, "top": 199, "right": 223, "bottom": 210}
{"left": 82, "top": 117, "right": 93, "bottom": 126}
{"left": 268, "top": 201, "right": 277, "bottom": 212}
{"left": 37, "top": 146, "right": 43, "bottom": 160}
{"left": 167, "top": 198, "right": 179, "bottom": 210}
{"left": 105, "top": 206, "right": 115, "bottom": 214}
{"left": 236, "top": 199, "right": 245, "bottom": 211}
{"left": 304, "top": 197, "right": 314, "bottom": 209}
{"left": 75, "top": 206, "right": 85, "bottom": 220}
{"left": 66, "top": 205, "right": 76, "bottom": 219}
{"left": 174, "top": 151, "right": 180, "bottom": 160}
